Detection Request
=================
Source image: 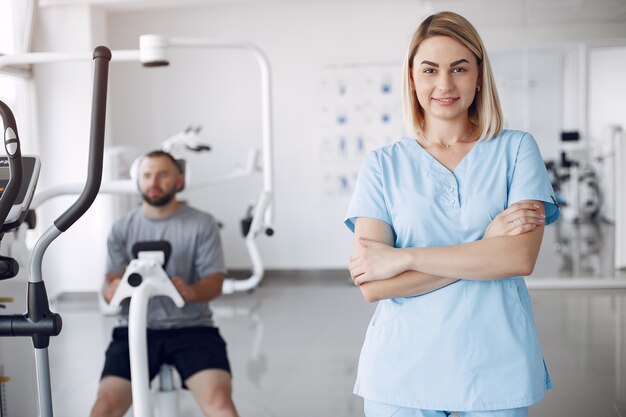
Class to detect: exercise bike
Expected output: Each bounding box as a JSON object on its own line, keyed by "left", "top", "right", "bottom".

{"left": 103, "top": 241, "right": 187, "bottom": 417}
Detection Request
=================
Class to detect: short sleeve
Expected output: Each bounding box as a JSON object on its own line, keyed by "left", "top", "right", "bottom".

{"left": 508, "top": 133, "right": 560, "bottom": 225}
{"left": 106, "top": 222, "right": 130, "bottom": 275}
{"left": 194, "top": 217, "right": 226, "bottom": 277}
{"left": 344, "top": 151, "right": 391, "bottom": 233}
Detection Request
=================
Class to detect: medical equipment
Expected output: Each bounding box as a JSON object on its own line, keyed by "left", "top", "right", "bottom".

{"left": 553, "top": 219, "right": 602, "bottom": 277}
{"left": 1, "top": 34, "right": 275, "bottom": 295}
{"left": 544, "top": 131, "right": 602, "bottom": 223}
{"left": 0, "top": 46, "right": 111, "bottom": 417}
{"left": 161, "top": 125, "right": 211, "bottom": 154}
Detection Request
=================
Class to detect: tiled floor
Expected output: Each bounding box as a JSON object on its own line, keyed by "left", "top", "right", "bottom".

{"left": 3, "top": 218, "right": 626, "bottom": 416}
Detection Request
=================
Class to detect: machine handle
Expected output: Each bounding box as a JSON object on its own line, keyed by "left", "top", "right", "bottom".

{"left": 54, "top": 46, "right": 111, "bottom": 232}
{"left": 0, "top": 256, "right": 19, "bottom": 280}
{"left": 0, "top": 100, "right": 23, "bottom": 227}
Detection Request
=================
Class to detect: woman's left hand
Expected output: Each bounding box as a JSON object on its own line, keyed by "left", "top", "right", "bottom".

{"left": 349, "top": 237, "right": 409, "bottom": 285}
{"left": 483, "top": 202, "right": 545, "bottom": 239}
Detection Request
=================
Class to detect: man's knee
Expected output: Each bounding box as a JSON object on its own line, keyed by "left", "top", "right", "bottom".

{"left": 90, "top": 377, "right": 132, "bottom": 417}
{"left": 90, "top": 392, "right": 127, "bottom": 417}
{"left": 197, "top": 387, "right": 237, "bottom": 416}
{"left": 186, "top": 369, "right": 237, "bottom": 416}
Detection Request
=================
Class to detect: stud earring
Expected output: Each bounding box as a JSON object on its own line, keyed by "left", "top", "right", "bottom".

{"left": 476, "top": 85, "right": 481, "bottom": 92}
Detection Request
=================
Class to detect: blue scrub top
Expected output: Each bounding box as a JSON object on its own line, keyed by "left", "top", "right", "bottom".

{"left": 345, "top": 130, "right": 560, "bottom": 411}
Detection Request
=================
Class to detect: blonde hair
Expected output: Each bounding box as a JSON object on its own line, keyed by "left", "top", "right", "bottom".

{"left": 402, "top": 11, "right": 503, "bottom": 141}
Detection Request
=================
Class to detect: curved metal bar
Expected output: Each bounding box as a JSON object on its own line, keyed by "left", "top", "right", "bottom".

{"left": 165, "top": 37, "right": 274, "bottom": 230}
{"left": 35, "top": 348, "right": 53, "bottom": 417}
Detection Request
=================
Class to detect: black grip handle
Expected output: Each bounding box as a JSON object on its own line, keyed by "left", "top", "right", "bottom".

{"left": 54, "top": 46, "right": 111, "bottom": 232}
{"left": 0, "top": 281, "right": 63, "bottom": 348}
{"left": 0, "top": 100, "right": 24, "bottom": 227}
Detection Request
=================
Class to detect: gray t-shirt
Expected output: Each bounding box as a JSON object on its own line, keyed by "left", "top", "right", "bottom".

{"left": 107, "top": 204, "right": 225, "bottom": 329}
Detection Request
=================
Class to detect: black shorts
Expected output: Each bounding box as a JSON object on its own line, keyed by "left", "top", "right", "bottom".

{"left": 101, "top": 326, "right": 231, "bottom": 384}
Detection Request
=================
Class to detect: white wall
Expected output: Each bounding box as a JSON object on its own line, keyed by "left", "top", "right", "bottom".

{"left": 588, "top": 46, "right": 626, "bottom": 223}
{"left": 490, "top": 46, "right": 568, "bottom": 160}
{"left": 27, "top": 2, "right": 626, "bottom": 293}
{"left": 31, "top": 5, "right": 112, "bottom": 297}
{"left": 588, "top": 46, "right": 626, "bottom": 144}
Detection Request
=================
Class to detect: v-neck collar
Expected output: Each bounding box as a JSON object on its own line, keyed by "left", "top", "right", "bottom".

{"left": 408, "top": 137, "right": 482, "bottom": 174}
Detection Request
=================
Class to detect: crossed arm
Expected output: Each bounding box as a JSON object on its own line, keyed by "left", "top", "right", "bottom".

{"left": 349, "top": 201, "right": 546, "bottom": 302}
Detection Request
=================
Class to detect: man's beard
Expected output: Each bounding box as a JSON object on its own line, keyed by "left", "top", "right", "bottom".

{"left": 141, "top": 187, "right": 177, "bottom": 207}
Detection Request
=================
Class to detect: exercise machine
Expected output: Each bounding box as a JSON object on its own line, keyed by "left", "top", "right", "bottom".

{"left": 104, "top": 240, "right": 184, "bottom": 417}
{"left": 104, "top": 240, "right": 268, "bottom": 416}
{"left": 0, "top": 46, "right": 111, "bottom": 417}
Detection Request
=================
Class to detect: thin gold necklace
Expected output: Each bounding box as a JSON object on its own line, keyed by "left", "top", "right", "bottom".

{"left": 420, "top": 127, "right": 476, "bottom": 150}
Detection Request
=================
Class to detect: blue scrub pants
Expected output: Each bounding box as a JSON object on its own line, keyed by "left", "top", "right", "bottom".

{"left": 364, "top": 399, "right": 528, "bottom": 417}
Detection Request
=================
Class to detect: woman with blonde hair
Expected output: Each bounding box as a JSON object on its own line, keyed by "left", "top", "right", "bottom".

{"left": 346, "top": 11, "right": 559, "bottom": 417}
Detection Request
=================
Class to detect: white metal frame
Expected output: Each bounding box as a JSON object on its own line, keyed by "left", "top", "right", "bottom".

{"left": 0, "top": 35, "right": 275, "bottom": 294}
{"left": 106, "top": 250, "right": 185, "bottom": 417}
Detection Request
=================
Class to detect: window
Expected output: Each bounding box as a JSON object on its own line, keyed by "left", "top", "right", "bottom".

{"left": 0, "top": 0, "right": 34, "bottom": 55}
{"left": 0, "top": 0, "right": 36, "bottom": 153}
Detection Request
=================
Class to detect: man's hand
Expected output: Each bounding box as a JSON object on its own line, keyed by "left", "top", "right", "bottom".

{"left": 102, "top": 278, "right": 121, "bottom": 304}
{"left": 172, "top": 276, "right": 196, "bottom": 302}
{"left": 349, "top": 237, "right": 410, "bottom": 285}
{"left": 483, "top": 202, "right": 545, "bottom": 239}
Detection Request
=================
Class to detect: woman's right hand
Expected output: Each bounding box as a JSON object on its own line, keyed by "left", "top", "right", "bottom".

{"left": 350, "top": 237, "right": 411, "bottom": 285}
{"left": 483, "top": 202, "right": 545, "bottom": 238}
